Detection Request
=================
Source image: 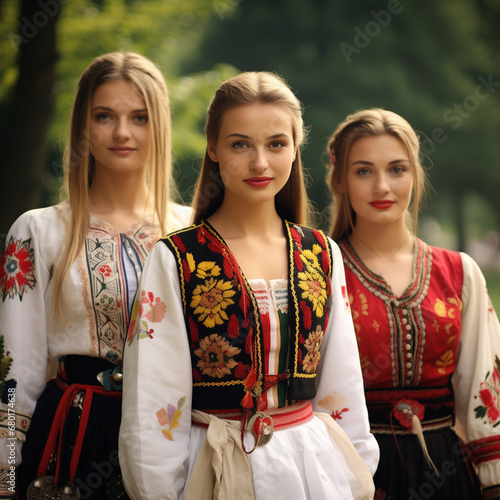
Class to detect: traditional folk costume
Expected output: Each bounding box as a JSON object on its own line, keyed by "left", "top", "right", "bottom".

{"left": 340, "top": 237, "right": 500, "bottom": 500}
{"left": 120, "top": 220, "right": 379, "bottom": 500}
{"left": 0, "top": 202, "right": 192, "bottom": 499}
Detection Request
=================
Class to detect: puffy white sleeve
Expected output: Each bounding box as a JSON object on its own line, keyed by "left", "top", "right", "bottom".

{"left": 0, "top": 210, "right": 51, "bottom": 494}
{"left": 312, "top": 238, "right": 379, "bottom": 475}
{"left": 119, "top": 241, "right": 193, "bottom": 500}
{"left": 167, "top": 204, "right": 193, "bottom": 233}
{"left": 453, "top": 252, "right": 500, "bottom": 491}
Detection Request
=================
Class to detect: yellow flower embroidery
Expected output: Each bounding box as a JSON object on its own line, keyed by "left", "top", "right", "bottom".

{"left": 436, "top": 349, "right": 454, "bottom": 374}
{"left": 359, "top": 293, "right": 369, "bottom": 315}
{"left": 186, "top": 253, "right": 196, "bottom": 272}
{"left": 312, "top": 243, "right": 322, "bottom": 256}
{"left": 300, "top": 249, "right": 320, "bottom": 269}
{"left": 194, "top": 333, "right": 241, "bottom": 378}
{"left": 298, "top": 268, "right": 327, "bottom": 317}
{"left": 191, "top": 277, "right": 236, "bottom": 328}
{"left": 360, "top": 354, "right": 371, "bottom": 371}
{"left": 302, "top": 325, "right": 323, "bottom": 373}
{"left": 196, "top": 261, "right": 221, "bottom": 280}
{"left": 434, "top": 298, "right": 447, "bottom": 317}
{"left": 434, "top": 297, "right": 463, "bottom": 319}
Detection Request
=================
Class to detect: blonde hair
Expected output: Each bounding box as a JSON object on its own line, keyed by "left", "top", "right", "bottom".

{"left": 191, "top": 71, "right": 311, "bottom": 225}
{"left": 326, "top": 108, "right": 428, "bottom": 241}
{"left": 54, "top": 51, "right": 174, "bottom": 318}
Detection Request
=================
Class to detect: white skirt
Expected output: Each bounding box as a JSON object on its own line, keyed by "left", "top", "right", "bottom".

{"left": 183, "top": 411, "right": 374, "bottom": 500}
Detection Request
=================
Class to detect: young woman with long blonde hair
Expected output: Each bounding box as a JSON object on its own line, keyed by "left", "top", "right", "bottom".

{"left": 0, "top": 51, "right": 191, "bottom": 499}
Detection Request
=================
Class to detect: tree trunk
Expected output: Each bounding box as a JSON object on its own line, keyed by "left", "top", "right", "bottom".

{"left": 0, "top": 0, "right": 60, "bottom": 248}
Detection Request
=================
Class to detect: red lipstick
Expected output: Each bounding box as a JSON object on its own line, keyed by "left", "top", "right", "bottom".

{"left": 244, "top": 177, "right": 272, "bottom": 187}
{"left": 109, "top": 146, "right": 135, "bottom": 155}
{"left": 370, "top": 200, "right": 394, "bottom": 209}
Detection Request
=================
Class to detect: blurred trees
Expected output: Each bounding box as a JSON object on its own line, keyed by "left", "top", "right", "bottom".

{"left": 182, "top": 0, "right": 500, "bottom": 246}
{"left": 0, "top": 0, "right": 237, "bottom": 244}
{"left": 0, "top": 0, "right": 499, "bottom": 252}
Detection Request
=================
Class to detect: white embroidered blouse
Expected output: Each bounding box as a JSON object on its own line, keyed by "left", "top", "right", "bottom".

{"left": 0, "top": 201, "right": 192, "bottom": 478}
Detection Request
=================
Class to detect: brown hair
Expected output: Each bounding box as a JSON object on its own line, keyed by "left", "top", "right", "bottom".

{"left": 54, "top": 51, "right": 174, "bottom": 318}
{"left": 191, "top": 71, "right": 311, "bottom": 225}
{"left": 326, "top": 108, "right": 428, "bottom": 241}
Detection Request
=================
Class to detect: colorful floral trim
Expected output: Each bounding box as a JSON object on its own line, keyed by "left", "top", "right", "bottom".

{"left": 0, "top": 236, "right": 36, "bottom": 301}
{"left": 156, "top": 396, "right": 186, "bottom": 441}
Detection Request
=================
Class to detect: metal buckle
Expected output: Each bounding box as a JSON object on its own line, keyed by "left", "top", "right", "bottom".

{"left": 247, "top": 411, "right": 274, "bottom": 447}
{"left": 27, "top": 476, "right": 80, "bottom": 500}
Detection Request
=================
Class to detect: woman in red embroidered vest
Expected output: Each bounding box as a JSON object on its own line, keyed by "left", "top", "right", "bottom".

{"left": 326, "top": 108, "right": 500, "bottom": 499}
{"left": 0, "top": 52, "right": 191, "bottom": 499}
{"left": 120, "top": 72, "right": 379, "bottom": 499}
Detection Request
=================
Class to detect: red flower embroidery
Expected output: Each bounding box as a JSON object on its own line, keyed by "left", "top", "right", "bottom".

{"left": 475, "top": 359, "right": 500, "bottom": 425}
{"left": 290, "top": 227, "right": 302, "bottom": 249}
{"left": 173, "top": 235, "right": 186, "bottom": 253}
{"left": 294, "top": 250, "right": 304, "bottom": 271}
{"left": 331, "top": 408, "right": 349, "bottom": 420}
{"left": 300, "top": 300, "right": 312, "bottom": 329}
{"left": 228, "top": 314, "right": 239, "bottom": 339}
{"left": 0, "top": 237, "right": 36, "bottom": 301}
{"left": 182, "top": 259, "right": 192, "bottom": 282}
{"left": 98, "top": 264, "right": 112, "bottom": 277}
{"left": 313, "top": 229, "right": 326, "bottom": 248}
{"left": 197, "top": 227, "right": 207, "bottom": 245}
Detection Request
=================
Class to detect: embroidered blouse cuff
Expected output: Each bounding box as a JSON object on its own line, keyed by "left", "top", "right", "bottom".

{"left": 0, "top": 409, "right": 31, "bottom": 442}
{"left": 0, "top": 466, "right": 15, "bottom": 498}
{"left": 483, "top": 485, "right": 500, "bottom": 500}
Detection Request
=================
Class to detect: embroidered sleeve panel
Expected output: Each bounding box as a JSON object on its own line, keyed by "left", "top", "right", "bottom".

{"left": 483, "top": 484, "right": 500, "bottom": 500}
{"left": 340, "top": 238, "right": 464, "bottom": 389}
{"left": 0, "top": 409, "right": 30, "bottom": 441}
{"left": 470, "top": 435, "right": 500, "bottom": 465}
{"left": 0, "top": 466, "right": 15, "bottom": 496}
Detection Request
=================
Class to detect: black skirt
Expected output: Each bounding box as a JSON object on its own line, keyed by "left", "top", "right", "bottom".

{"left": 17, "top": 355, "right": 129, "bottom": 500}
{"left": 373, "top": 428, "right": 482, "bottom": 500}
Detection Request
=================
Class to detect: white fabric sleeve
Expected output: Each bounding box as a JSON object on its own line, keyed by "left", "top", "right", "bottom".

{"left": 453, "top": 252, "right": 500, "bottom": 489}
{"left": 167, "top": 204, "right": 193, "bottom": 233}
{"left": 0, "top": 210, "right": 51, "bottom": 492}
{"left": 119, "top": 242, "right": 193, "bottom": 500}
{"left": 312, "top": 238, "right": 379, "bottom": 475}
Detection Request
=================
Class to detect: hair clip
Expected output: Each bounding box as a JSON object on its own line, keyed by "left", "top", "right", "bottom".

{"left": 329, "top": 147, "right": 336, "bottom": 169}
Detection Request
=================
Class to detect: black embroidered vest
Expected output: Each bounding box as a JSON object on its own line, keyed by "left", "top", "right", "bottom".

{"left": 161, "top": 220, "right": 332, "bottom": 410}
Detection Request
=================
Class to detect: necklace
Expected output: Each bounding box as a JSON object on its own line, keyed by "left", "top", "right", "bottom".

{"left": 350, "top": 230, "right": 412, "bottom": 263}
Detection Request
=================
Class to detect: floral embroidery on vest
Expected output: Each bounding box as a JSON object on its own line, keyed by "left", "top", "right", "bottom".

{"left": 162, "top": 221, "right": 332, "bottom": 410}
{"left": 0, "top": 236, "right": 36, "bottom": 301}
